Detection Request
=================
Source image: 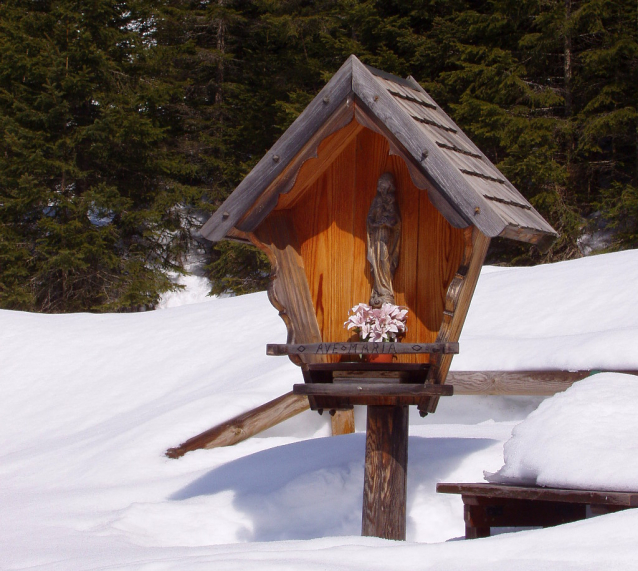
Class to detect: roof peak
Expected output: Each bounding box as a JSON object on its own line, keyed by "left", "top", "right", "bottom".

{"left": 200, "top": 55, "right": 557, "bottom": 249}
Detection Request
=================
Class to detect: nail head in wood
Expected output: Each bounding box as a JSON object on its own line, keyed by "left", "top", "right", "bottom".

{"left": 323, "top": 96, "right": 330, "bottom": 104}
{"left": 272, "top": 154, "right": 280, "bottom": 163}
{"left": 221, "top": 211, "right": 230, "bottom": 220}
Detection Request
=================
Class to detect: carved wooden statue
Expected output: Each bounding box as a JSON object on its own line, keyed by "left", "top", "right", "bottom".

{"left": 366, "top": 172, "right": 401, "bottom": 307}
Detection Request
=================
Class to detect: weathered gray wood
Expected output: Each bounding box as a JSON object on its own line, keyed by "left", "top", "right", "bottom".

{"left": 200, "top": 55, "right": 556, "bottom": 247}
{"left": 293, "top": 383, "right": 453, "bottom": 397}
{"left": 165, "top": 392, "right": 309, "bottom": 458}
{"left": 499, "top": 224, "right": 557, "bottom": 252}
{"left": 351, "top": 58, "right": 506, "bottom": 238}
{"left": 362, "top": 406, "right": 409, "bottom": 540}
{"left": 437, "top": 482, "right": 638, "bottom": 507}
{"left": 252, "top": 213, "right": 325, "bottom": 366}
{"left": 267, "top": 342, "right": 458, "bottom": 356}
{"left": 448, "top": 369, "right": 638, "bottom": 395}
{"left": 389, "top": 71, "right": 557, "bottom": 242}
{"left": 236, "top": 96, "right": 356, "bottom": 233}
{"left": 199, "top": 55, "right": 356, "bottom": 242}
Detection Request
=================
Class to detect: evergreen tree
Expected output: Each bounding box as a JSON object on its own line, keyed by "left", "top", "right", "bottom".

{"left": 0, "top": 0, "right": 201, "bottom": 311}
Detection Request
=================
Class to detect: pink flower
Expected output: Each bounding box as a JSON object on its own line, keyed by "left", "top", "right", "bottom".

{"left": 343, "top": 302, "right": 408, "bottom": 342}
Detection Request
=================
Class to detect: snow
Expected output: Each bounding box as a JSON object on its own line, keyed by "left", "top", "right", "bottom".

{"left": 486, "top": 372, "right": 638, "bottom": 491}
{"left": 1, "top": 250, "right": 638, "bottom": 570}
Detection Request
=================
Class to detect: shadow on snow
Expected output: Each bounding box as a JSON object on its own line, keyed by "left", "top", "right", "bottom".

{"left": 170, "top": 434, "right": 496, "bottom": 542}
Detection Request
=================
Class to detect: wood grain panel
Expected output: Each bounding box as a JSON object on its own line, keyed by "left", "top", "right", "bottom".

{"left": 275, "top": 120, "right": 363, "bottom": 210}
{"left": 252, "top": 211, "right": 325, "bottom": 366}
{"left": 279, "top": 125, "right": 466, "bottom": 365}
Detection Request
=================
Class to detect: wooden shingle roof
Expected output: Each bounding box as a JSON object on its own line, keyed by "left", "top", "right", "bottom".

{"left": 201, "top": 55, "right": 557, "bottom": 249}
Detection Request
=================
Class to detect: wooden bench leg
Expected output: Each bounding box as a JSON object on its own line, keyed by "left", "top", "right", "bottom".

{"left": 464, "top": 503, "right": 490, "bottom": 539}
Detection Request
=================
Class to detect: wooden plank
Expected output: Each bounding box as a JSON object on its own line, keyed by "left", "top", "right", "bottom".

{"left": 165, "top": 392, "right": 310, "bottom": 458}
{"left": 448, "top": 369, "right": 638, "bottom": 396}
{"left": 424, "top": 227, "right": 490, "bottom": 414}
{"left": 267, "top": 342, "right": 458, "bottom": 356}
{"left": 437, "top": 483, "right": 638, "bottom": 507}
{"left": 331, "top": 410, "right": 355, "bottom": 436}
{"left": 307, "top": 362, "right": 430, "bottom": 372}
{"left": 293, "top": 383, "right": 453, "bottom": 397}
{"left": 362, "top": 405, "right": 409, "bottom": 540}
{"left": 200, "top": 56, "right": 355, "bottom": 242}
{"left": 252, "top": 212, "right": 325, "bottom": 365}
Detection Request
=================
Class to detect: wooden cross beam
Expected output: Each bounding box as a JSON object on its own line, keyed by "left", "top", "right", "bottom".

{"left": 266, "top": 342, "right": 459, "bottom": 356}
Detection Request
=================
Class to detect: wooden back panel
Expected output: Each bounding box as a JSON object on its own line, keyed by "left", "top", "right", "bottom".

{"left": 265, "top": 126, "right": 465, "bottom": 364}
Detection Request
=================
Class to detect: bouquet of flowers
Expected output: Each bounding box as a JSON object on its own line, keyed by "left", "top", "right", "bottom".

{"left": 344, "top": 303, "right": 408, "bottom": 343}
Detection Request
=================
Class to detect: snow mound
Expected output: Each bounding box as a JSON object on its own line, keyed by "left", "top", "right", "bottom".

{"left": 456, "top": 249, "right": 638, "bottom": 371}
{"left": 486, "top": 372, "right": 638, "bottom": 491}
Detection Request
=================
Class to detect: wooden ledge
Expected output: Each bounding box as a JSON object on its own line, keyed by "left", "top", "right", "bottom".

{"left": 436, "top": 482, "right": 638, "bottom": 507}
{"left": 294, "top": 382, "right": 452, "bottom": 408}
{"left": 267, "top": 342, "right": 459, "bottom": 356}
{"left": 294, "top": 382, "right": 452, "bottom": 397}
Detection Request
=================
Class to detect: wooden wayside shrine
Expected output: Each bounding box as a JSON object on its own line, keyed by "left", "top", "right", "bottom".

{"left": 198, "top": 55, "right": 557, "bottom": 541}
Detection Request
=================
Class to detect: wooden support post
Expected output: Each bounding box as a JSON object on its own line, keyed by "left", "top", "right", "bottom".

{"left": 464, "top": 504, "right": 490, "bottom": 539}
{"left": 331, "top": 409, "right": 355, "bottom": 435}
{"left": 362, "top": 405, "right": 409, "bottom": 540}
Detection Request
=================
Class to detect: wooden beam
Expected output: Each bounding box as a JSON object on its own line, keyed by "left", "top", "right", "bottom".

{"left": 293, "top": 383, "right": 453, "bottom": 397}
{"left": 331, "top": 410, "right": 355, "bottom": 436}
{"left": 165, "top": 369, "right": 638, "bottom": 459}
{"left": 267, "top": 342, "right": 459, "bottom": 356}
{"left": 449, "top": 369, "right": 638, "bottom": 396}
{"left": 165, "top": 392, "right": 309, "bottom": 458}
{"left": 362, "top": 405, "right": 409, "bottom": 540}
{"left": 200, "top": 55, "right": 356, "bottom": 242}
{"left": 437, "top": 482, "right": 638, "bottom": 507}
{"left": 424, "top": 227, "right": 491, "bottom": 414}
{"left": 237, "top": 96, "right": 356, "bottom": 231}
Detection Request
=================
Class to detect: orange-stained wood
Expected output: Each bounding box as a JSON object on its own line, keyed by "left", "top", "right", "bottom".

{"left": 275, "top": 120, "right": 364, "bottom": 210}
{"left": 264, "top": 126, "right": 466, "bottom": 363}
{"left": 252, "top": 211, "right": 326, "bottom": 366}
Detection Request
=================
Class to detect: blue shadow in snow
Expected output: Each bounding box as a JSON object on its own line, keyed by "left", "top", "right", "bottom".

{"left": 170, "top": 434, "right": 496, "bottom": 542}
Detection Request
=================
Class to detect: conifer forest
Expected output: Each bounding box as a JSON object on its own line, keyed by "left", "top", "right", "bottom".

{"left": 1, "top": 0, "right": 637, "bottom": 312}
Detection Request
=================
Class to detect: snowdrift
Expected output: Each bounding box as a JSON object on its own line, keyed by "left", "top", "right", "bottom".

{"left": 2, "top": 250, "right": 638, "bottom": 569}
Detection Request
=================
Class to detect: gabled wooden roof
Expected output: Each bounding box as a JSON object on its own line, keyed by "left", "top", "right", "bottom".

{"left": 200, "top": 55, "right": 557, "bottom": 248}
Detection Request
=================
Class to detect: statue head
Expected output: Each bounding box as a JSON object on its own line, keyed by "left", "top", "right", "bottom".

{"left": 377, "top": 172, "right": 396, "bottom": 199}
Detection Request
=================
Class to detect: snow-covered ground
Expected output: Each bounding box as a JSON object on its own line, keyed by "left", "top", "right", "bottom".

{"left": 2, "top": 250, "right": 638, "bottom": 570}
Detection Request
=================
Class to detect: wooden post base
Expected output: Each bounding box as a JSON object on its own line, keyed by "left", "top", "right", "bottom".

{"left": 362, "top": 405, "right": 409, "bottom": 540}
